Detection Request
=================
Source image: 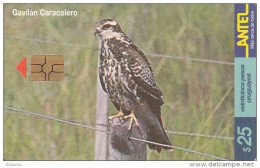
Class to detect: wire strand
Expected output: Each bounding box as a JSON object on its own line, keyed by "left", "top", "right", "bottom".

{"left": 4, "top": 109, "right": 233, "bottom": 140}
{"left": 5, "top": 35, "right": 95, "bottom": 49}
{"left": 5, "top": 35, "right": 234, "bottom": 65}
{"left": 4, "top": 107, "right": 233, "bottom": 140}
{"left": 165, "top": 130, "right": 234, "bottom": 140}
{"left": 146, "top": 53, "right": 234, "bottom": 65}
{"left": 129, "top": 137, "right": 228, "bottom": 161}
{"left": 4, "top": 106, "right": 230, "bottom": 161}
{"left": 4, "top": 106, "right": 110, "bottom": 134}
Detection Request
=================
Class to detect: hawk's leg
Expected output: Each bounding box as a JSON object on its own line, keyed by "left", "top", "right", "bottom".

{"left": 124, "top": 111, "right": 139, "bottom": 130}
{"left": 108, "top": 108, "right": 124, "bottom": 120}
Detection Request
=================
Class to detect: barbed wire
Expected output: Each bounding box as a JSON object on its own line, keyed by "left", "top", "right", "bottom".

{"left": 5, "top": 35, "right": 234, "bottom": 65}
{"left": 4, "top": 105, "right": 229, "bottom": 161}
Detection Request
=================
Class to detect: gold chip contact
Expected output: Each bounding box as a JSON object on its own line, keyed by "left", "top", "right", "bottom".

{"left": 31, "top": 55, "right": 64, "bottom": 81}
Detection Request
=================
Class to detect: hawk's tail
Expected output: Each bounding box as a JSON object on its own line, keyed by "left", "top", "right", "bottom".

{"left": 134, "top": 99, "right": 172, "bottom": 153}
{"left": 147, "top": 126, "right": 173, "bottom": 152}
{"left": 136, "top": 99, "right": 172, "bottom": 153}
{"left": 146, "top": 113, "right": 173, "bottom": 153}
{"left": 144, "top": 95, "right": 172, "bottom": 153}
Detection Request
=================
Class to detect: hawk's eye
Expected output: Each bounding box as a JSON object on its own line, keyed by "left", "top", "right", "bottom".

{"left": 103, "top": 25, "right": 111, "bottom": 29}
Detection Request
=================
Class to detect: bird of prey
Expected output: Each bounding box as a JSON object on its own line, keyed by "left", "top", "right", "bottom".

{"left": 95, "top": 19, "right": 172, "bottom": 152}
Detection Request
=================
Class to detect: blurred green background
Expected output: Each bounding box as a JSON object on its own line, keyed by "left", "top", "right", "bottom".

{"left": 4, "top": 4, "right": 234, "bottom": 160}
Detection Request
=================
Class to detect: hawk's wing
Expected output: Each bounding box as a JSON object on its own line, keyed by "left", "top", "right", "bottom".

{"left": 126, "top": 44, "right": 165, "bottom": 133}
{"left": 127, "top": 44, "right": 163, "bottom": 104}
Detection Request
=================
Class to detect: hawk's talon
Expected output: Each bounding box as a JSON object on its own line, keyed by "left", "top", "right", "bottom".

{"left": 124, "top": 112, "right": 139, "bottom": 130}
{"left": 108, "top": 110, "right": 124, "bottom": 121}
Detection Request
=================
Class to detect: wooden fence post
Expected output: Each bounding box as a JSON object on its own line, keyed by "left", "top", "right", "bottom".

{"left": 95, "top": 58, "right": 109, "bottom": 160}
{"left": 109, "top": 118, "right": 147, "bottom": 160}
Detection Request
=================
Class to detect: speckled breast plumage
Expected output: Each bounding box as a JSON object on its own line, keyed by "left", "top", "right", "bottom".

{"left": 99, "top": 39, "right": 138, "bottom": 113}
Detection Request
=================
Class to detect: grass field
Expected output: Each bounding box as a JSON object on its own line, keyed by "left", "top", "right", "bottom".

{"left": 4, "top": 4, "right": 234, "bottom": 160}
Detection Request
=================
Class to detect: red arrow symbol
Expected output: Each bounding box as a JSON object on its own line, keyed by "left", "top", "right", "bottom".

{"left": 16, "top": 57, "right": 26, "bottom": 79}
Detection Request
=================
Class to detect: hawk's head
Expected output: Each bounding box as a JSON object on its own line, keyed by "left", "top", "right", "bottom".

{"left": 95, "top": 19, "right": 123, "bottom": 40}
